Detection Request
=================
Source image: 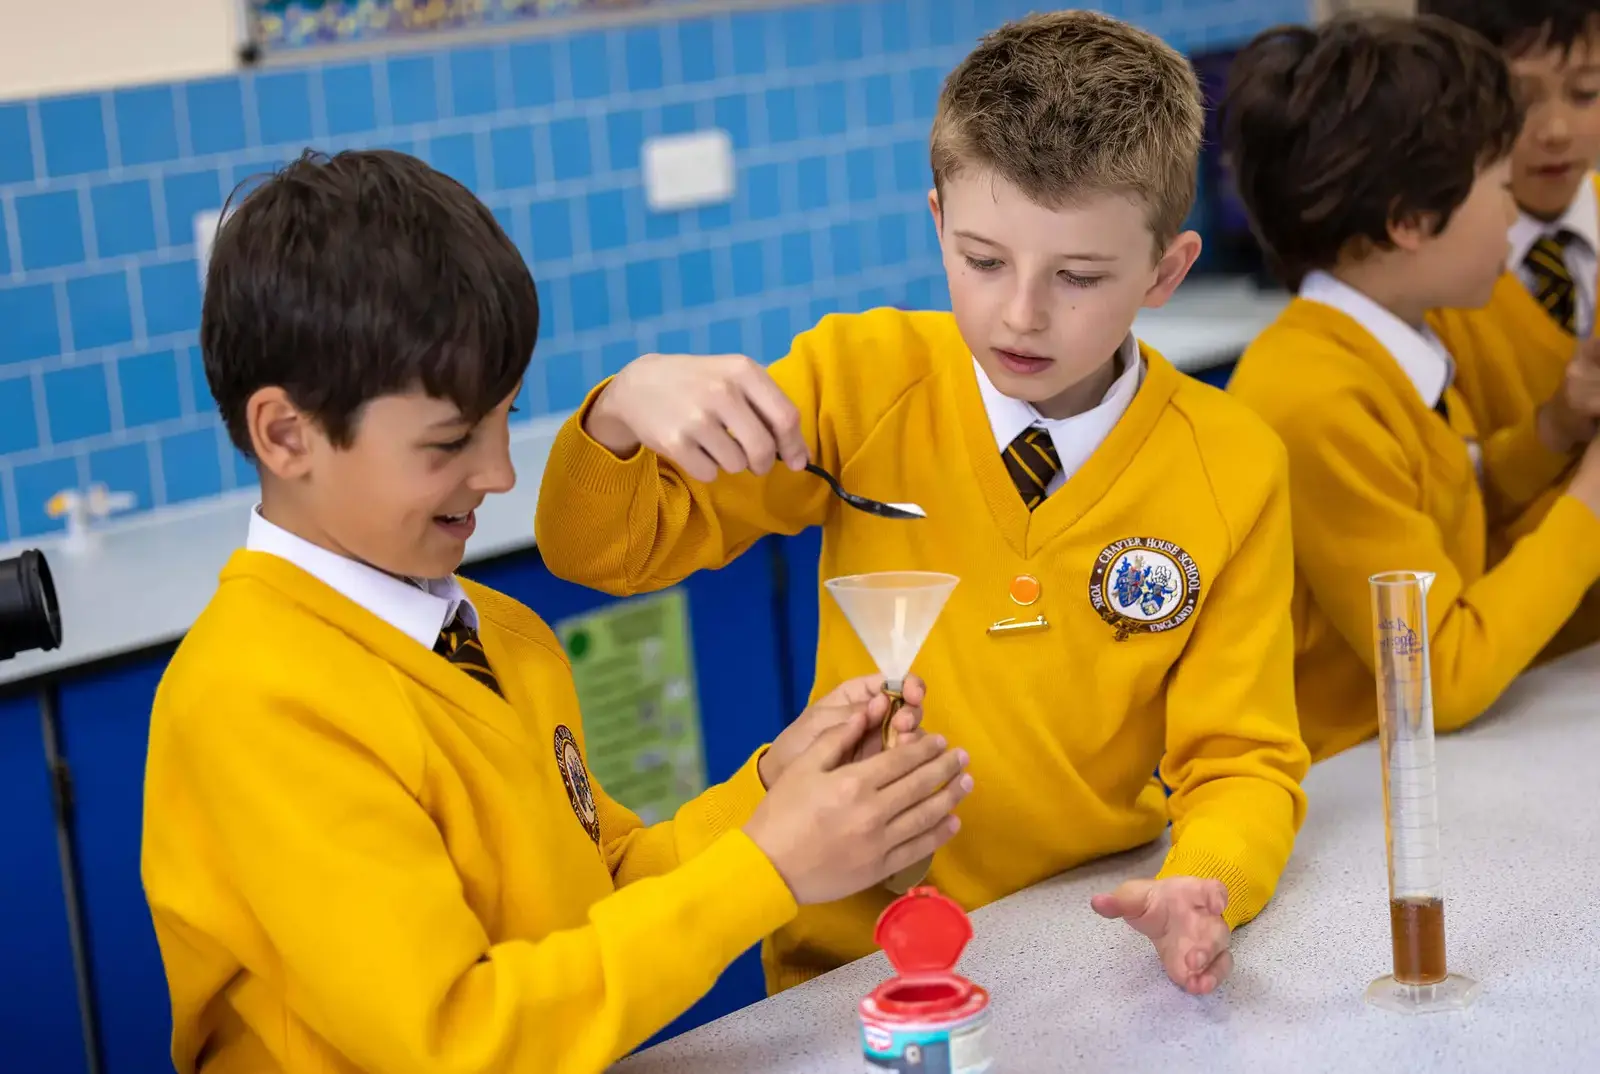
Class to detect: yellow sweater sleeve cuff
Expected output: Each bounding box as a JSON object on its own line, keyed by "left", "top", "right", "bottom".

{"left": 1485, "top": 410, "right": 1572, "bottom": 509}
{"left": 1157, "top": 779, "right": 1298, "bottom": 931}
{"left": 554, "top": 376, "right": 658, "bottom": 496}
{"left": 1156, "top": 843, "right": 1264, "bottom": 932}
{"left": 671, "top": 747, "right": 771, "bottom": 856}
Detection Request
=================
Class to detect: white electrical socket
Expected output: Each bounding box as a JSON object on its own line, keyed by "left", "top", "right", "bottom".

{"left": 642, "top": 128, "right": 736, "bottom": 213}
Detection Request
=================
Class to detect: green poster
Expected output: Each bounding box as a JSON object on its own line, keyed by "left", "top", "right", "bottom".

{"left": 555, "top": 590, "right": 706, "bottom": 825}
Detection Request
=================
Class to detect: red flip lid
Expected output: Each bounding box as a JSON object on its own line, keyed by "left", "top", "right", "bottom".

{"left": 874, "top": 886, "right": 972, "bottom": 975}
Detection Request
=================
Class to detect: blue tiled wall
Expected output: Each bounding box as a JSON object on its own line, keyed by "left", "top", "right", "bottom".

{"left": 0, "top": 0, "right": 1307, "bottom": 542}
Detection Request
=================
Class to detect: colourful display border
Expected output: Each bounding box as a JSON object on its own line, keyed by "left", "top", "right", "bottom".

{"left": 247, "top": 0, "right": 687, "bottom": 52}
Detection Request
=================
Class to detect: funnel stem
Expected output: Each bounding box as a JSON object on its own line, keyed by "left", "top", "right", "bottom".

{"left": 878, "top": 684, "right": 931, "bottom": 892}
{"left": 880, "top": 687, "right": 903, "bottom": 749}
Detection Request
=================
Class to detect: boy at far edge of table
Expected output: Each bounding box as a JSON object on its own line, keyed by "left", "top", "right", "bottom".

{"left": 1418, "top": 1, "right": 1600, "bottom": 411}
{"left": 1419, "top": 0, "right": 1600, "bottom": 663}
{"left": 535, "top": 11, "right": 1311, "bottom": 998}
{"left": 1224, "top": 15, "right": 1600, "bottom": 763}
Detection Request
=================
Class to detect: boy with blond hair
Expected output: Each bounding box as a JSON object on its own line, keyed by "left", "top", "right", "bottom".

{"left": 535, "top": 11, "right": 1309, "bottom": 997}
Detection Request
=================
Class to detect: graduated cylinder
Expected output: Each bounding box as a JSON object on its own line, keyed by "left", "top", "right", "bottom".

{"left": 1366, "top": 571, "right": 1478, "bottom": 1014}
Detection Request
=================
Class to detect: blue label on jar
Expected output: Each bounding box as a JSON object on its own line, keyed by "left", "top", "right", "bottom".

{"left": 860, "top": 1020, "right": 991, "bottom": 1073}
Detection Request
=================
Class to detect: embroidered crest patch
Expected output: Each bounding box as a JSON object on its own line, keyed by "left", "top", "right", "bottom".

{"left": 1088, "top": 537, "right": 1202, "bottom": 641}
{"left": 554, "top": 725, "right": 601, "bottom": 845}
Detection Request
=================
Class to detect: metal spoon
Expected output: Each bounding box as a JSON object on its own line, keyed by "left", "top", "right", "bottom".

{"left": 805, "top": 463, "right": 925, "bottom": 520}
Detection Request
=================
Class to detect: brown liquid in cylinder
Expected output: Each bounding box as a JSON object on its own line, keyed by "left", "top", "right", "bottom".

{"left": 1390, "top": 897, "right": 1447, "bottom": 985}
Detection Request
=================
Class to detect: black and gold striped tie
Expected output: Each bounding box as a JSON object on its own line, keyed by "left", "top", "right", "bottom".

{"left": 1526, "top": 232, "right": 1577, "bottom": 333}
{"left": 435, "top": 609, "right": 503, "bottom": 696}
{"left": 1003, "top": 427, "right": 1061, "bottom": 511}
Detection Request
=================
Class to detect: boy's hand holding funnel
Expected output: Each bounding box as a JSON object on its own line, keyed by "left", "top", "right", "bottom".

{"left": 743, "top": 714, "right": 972, "bottom": 907}
{"left": 757, "top": 674, "right": 930, "bottom": 791}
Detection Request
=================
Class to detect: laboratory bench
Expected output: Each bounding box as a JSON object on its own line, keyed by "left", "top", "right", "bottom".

{"left": 617, "top": 642, "right": 1600, "bottom": 1074}
{"left": 0, "top": 278, "right": 1285, "bottom": 1074}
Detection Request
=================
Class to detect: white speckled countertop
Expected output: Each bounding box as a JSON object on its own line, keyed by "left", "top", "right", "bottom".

{"left": 615, "top": 643, "right": 1600, "bottom": 1073}
{"left": 0, "top": 278, "right": 1287, "bottom": 686}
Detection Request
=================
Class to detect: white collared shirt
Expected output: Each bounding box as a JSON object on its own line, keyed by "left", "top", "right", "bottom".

{"left": 1299, "top": 271, "right": 1455, "bottom": 408}
{"left": 1509, "top": 172, "right": 1599, "bottom": 338}
{"left": 974, "top": 334, "right": 1145, "bottom": 498}
{"left": 246, "top": 505, "right": 476, "bottom": 649}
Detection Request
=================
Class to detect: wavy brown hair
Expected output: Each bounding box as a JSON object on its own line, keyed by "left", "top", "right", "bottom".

{"left": 203, "top": 149, "right": 538, "bottom": 456}
{"left": 1221, "top": 13, "right": 1523, "bottom": 289}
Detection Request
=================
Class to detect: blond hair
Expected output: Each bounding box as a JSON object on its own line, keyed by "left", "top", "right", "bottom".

{"left": 930, "top": 10, "right": 1204, "bottom": 246}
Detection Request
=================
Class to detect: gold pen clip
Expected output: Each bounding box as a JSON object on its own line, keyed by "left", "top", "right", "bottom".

{"left": 987, "top": 615, "right": 1048, "bottom": 635}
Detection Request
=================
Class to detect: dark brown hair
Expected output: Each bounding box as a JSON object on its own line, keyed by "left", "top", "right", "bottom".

{"left": 930, "top": 9, "right": 1203, "bottom": 246}
{"left": 1417, "top": 0, "right": 1600, "bottom": 59}
{"left": 202, "top": 149, "right": 538, "bottom": 456}
{"left": 1222, "top": 13, "right": 1523, "bottom": 289}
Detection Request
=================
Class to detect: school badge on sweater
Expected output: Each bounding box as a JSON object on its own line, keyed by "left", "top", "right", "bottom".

{"left": 1089, "top": 537, "right": 1201, "bottom": 641}
{"left": 554, "top": 725, "right": 601, "bottom": 845}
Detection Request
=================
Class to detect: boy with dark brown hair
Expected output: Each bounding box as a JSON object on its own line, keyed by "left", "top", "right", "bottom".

{"left": 1226, "top": 14, "right": 1600, "bottom": 760}
{"left": 1420, "top": 1, "right": 1600, "bottom": 407}
{"left": 1418, "top": 3, "right": 1600, "bottom": 664}
{"left": 141, "top": 149, "right": 971, "bottom": 1074}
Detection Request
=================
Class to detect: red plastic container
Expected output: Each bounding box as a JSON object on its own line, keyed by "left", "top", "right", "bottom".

{"left": 858, "top": 886, "right": 992, "bottom": 1073}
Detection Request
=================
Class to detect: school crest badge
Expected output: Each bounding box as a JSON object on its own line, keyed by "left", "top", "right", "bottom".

{"left": 1088, "top": 537, "right": 1202, "bottom": 641}
{"left": 554, "top": 725, "right": 601, "bottom": 845}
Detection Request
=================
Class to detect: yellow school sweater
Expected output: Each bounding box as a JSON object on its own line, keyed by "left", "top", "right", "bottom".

{"left": 1229, "top": 298, "right": 1600, "bottom": 761}
{"left": 141, "top": 551, "right": 792, "bottom": 1074}
{"left": 1428, "top": 301, "right": 1570, "bottom": 548}
{"left": 1431, "top": 173, "right": 1600, "bottom": 410}
{"left": 535, "top": 308, "right": 1311, "bottom": 993}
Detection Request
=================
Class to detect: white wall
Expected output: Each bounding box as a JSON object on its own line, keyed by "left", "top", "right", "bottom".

{"left": 0, "top": 0, "right": 239, "bottom": 102}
